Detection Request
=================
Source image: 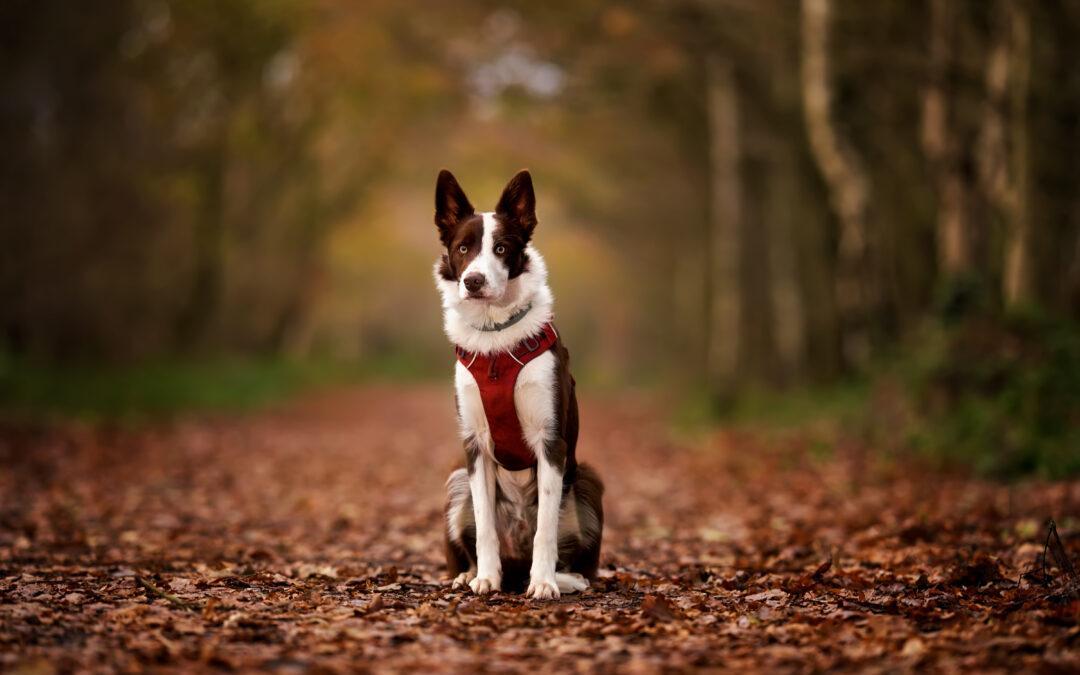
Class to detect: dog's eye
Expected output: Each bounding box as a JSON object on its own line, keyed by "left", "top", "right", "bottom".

{"left": 495, "top": 245, "right": 506, "bottom": 255}
{"left": 458, "top": 245, "right": 468, "bottom": 254}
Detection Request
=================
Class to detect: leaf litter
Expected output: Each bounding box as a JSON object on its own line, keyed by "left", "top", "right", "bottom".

{"left": 0, "top": 384, "right": 1078, "bottom": 672}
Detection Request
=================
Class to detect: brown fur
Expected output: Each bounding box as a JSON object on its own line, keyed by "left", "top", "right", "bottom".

{"left": 437, "top": 214, "right": 484, "bottom": 281}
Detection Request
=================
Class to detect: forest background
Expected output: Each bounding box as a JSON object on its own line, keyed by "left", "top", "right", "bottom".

{"left": 2, "top": 0, "right": 1078, "bottom": 477}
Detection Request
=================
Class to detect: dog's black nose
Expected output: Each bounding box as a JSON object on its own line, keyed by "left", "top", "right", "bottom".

{"left": 463, "top": 273, "right": 486, "bottom": 294}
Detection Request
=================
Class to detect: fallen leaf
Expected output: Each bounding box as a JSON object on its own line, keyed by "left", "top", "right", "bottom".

{"left": 641, "top": 595, "right": 680, "bottom": 622}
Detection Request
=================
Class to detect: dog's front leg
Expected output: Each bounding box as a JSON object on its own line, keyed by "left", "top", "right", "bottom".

{"left": 527, "top": 442, "right": 564, "bottom": 600}
{"left": 467, "top": 443, "right": 501, "bottom": 594}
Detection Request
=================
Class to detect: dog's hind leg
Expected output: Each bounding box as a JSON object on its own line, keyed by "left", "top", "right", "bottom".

{"left": 566, "top": 462, "right": 604, "bottom": 582}
{"left": 444, "top": 468, "right": 477, "bottom": 588}
{"left": 550, "top": 462, "right": 604, "bottom": 595}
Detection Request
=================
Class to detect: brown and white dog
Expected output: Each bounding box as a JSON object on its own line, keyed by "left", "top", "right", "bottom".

{"left": 434, "top": 169, "right": 604, "bottom": 599}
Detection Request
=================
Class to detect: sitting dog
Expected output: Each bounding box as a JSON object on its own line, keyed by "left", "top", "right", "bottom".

{"left": 434, "top": 169, "right": 604, "bottom": 599}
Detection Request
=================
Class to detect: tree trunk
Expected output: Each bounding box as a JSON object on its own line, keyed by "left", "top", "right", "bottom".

{"left": 704, "top": 55, "right": 742, "bottom": 399}
{"left": 799, "top": 0, "right": 873, "bottom": 366}
{"left": 739, "top": 157, "right": 777, "bottom": 383}
{"left": 922, "top": 0, "right": 973, "bottom": 278}
{"left": 1002, "top": 0, "right": 1033, "bottom": 307}
{"left": 980, "top": 0, "right": 1033, "bottom": 307}
{"left": 768, "top": 144, "right": 805, "bottom": 381}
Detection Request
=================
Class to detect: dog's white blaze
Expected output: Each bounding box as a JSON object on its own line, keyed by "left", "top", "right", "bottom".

{"left": 458, "top": 212, "right": 510, "bottom": 302}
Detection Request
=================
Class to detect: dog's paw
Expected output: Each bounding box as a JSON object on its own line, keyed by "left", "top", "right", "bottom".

{"left": 526, "top": 576, "right": 560, "bottom": 601}
{"left": 451, "top": 570, "right": 475, "bottom": 590}
{"left": 468, "top": 575, "right": 500, "bottom": 595}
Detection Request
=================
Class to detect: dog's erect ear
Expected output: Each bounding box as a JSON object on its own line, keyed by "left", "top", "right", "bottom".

{"left": 496, "top": 169, "right": 537, "bottom": 236}
{"left": 435, "top": 169, "right": 474, "bottom": 246}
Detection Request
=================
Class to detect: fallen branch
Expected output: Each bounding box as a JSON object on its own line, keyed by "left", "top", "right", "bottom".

{"left": 136, "top": 576, "right": 200, "bottom": 611}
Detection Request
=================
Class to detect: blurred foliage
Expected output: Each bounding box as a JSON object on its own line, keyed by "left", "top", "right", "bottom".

{"left": 0, "top": 356, "right": 342, "bottom": 420}
{"left": 677, "top": 305, "right": 1080, "bottom": 478}
{"left": 908, "top": 309, "right": 1080, "bottom": 479}
{"left": 674, "top": 379, "right": 869, "bottom": 434}
{"left": 0, "top": 352, "right": 442, "bottom": 421}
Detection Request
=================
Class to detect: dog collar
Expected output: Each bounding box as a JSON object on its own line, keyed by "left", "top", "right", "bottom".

{"left": 472, "top": 303, "right": 533, "bottom": 332}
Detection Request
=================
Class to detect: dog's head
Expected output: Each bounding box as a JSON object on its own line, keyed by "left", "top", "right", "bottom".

{"left": 434, "top": 169, "right": 537, "bottom": 304}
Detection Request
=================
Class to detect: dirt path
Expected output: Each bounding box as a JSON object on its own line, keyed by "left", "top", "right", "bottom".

{"left": 1, "top": 384, "right": 1078, "bottom": 672}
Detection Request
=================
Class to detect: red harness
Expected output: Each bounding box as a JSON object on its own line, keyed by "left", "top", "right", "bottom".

{"left": 456, "top": 323, "right": 559, "bottom": 471}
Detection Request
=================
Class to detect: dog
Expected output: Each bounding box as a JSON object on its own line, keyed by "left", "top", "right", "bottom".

{"left": 434, "top": 169, "right": 604, "bottom": 600}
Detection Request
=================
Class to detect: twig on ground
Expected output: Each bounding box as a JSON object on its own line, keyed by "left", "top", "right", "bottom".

{"left": 136, "top": 575, "right": 200, "bottom": 611}
{"left": 811, "top": 558, "right": 833, "bottom": 582}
